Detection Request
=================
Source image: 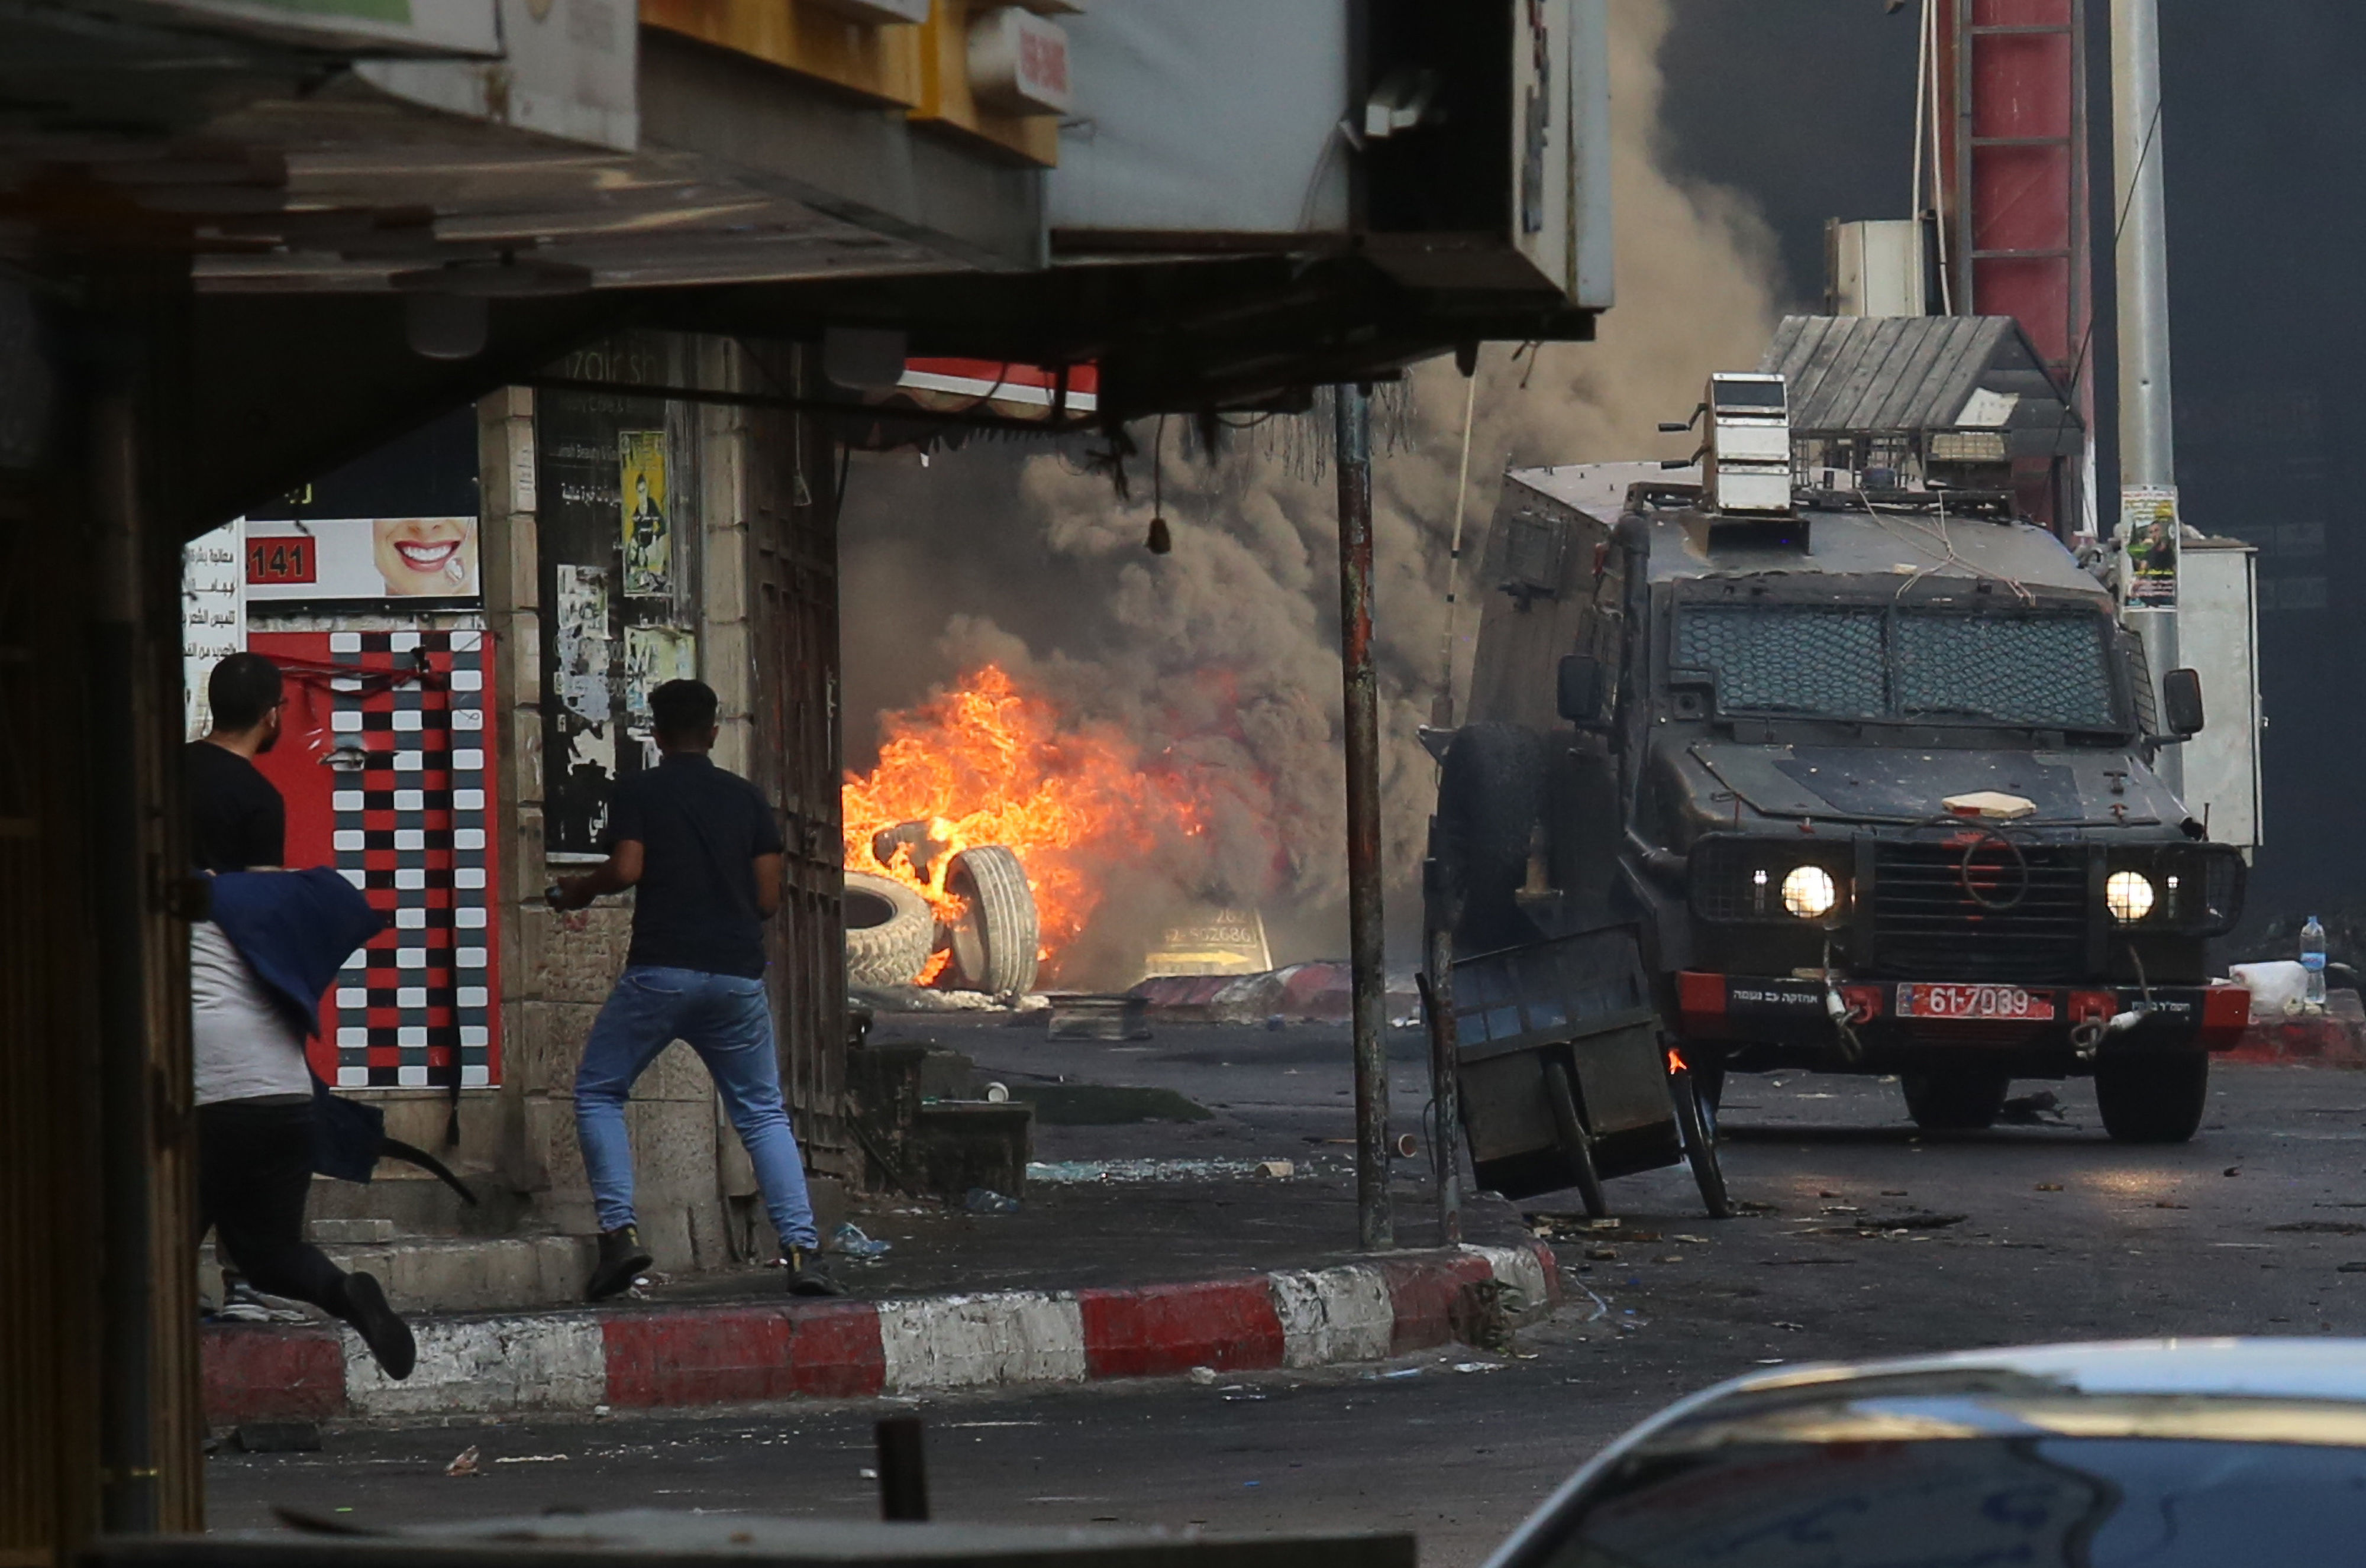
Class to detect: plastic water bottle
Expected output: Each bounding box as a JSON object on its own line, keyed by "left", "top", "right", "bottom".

{"left": 2302, "top": 915, "right": 2329, "bottom": 1008}
{"left": 831, "top": 1222, "right": 892, "bottom": 1260}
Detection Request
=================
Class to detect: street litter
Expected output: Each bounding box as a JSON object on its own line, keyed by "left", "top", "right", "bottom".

{"left": 1773, "top": 1321, "right": 1807, "bottom": 1332}
{"left": 444, "top": 1446, "right": 481, "bottom": 1478}
{"left": 1584, "top": 1246, "right": 1620, "bottom": 1261}
{"left": 2339, "top": 1262, "right": 2366, "bottom": 1273}
{"left": 2270, "top": 1221, "right": 2366, "bottom": 1234}
{"left": 1376, "top": 1367, "right": 1424, "bottom": 1381}
{"left": 1189, "top": 1366, "right": 1218, "bottom": 1385}
{"left": 1997, "top": 1090, "right": 2066, "bottom": 1125}
{"left": 858, "top": 1467, "right": 878, "bottom": 1480}
{"left": 2035, "top": 1183, "right": 2065, "bottom": 1192}
{"left": 1672, "top": 1234, "right": 1710, "bottom": 1244}
{"left": 1257, "top": 1159, "right": 1295, "bottom": 1179}
{"left": 490, "top": 1454, "right": 570, "bottom": 1464}
{"left": 964, "top": 1187, "right": 1021, "bottom": 1214}
{"left": 1453, "top": 1362, "right": 1503, "bottom": 1374}
{"left": 1025, "top": 1157, "right": 1320, "bottom": 1184}
{"left": 831, "top": 1221, "right": 892, "bottom": 1259}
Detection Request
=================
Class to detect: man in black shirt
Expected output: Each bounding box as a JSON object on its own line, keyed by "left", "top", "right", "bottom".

{"left": 554, "top": 679, "right": 836, "bottom": 1300}
{"left": 187, "top": 651, "right": 416, "bottom": 1378}
{"left": 186, "top": 652, "right": 288, "bottom": 874}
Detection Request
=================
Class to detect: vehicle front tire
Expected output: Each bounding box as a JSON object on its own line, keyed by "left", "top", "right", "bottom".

{"left": 2094, "top": 1052, "right": 2209, "bottom": 1144}
{"left": 1900, "top": 1064, "right": 2012, "bottom": 1131}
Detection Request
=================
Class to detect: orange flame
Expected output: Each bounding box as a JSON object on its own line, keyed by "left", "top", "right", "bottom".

{"left": 843, "top": 665, "right": 1199, "bottom": 981}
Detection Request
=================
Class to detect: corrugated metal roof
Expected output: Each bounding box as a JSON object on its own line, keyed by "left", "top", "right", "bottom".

{"left": 1761, "top": 315, "right": 2068, "bottom": 437}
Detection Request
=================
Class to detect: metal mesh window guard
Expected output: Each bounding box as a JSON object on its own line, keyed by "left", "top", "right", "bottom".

{"left": 1675, "top": 604, "right": 1886, "bottom": 718}
{"left": 1676, "top": 603, "right": 2117, "bottom": 727}
{"left": 1895, "top": 614, "right": 2116, "bottom": 728}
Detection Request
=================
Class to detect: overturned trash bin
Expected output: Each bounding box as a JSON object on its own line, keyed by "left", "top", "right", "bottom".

{"left": 1452, "top": 925, "right": 1729, "bottom": 1219}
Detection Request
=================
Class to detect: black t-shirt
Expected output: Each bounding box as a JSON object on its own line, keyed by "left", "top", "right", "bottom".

{"left": 607, "top": 752, "right": 783, "bottom": 979}
{"left": 185, "top": 741, "right": 285, "bottom": 873}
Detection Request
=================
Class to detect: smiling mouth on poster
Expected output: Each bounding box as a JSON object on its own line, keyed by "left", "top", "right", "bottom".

{"left": 243, "top": 515, "right": 483, "bottom": 607}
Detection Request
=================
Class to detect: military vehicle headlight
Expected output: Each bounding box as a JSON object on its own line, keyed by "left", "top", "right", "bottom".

{"left": 1781, "top": 865, "right": 1839, "bottom": 919}
{"left": 2106, "top": 870, "right": 2157, "bottom": 923}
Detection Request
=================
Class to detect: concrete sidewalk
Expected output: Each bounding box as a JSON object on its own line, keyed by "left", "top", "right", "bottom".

{"left": 202, "top": 1014, "right": 1564, "bottom": 1424}
{"left": 203, "top": 1236, "right": 1559, "bottom": 1424}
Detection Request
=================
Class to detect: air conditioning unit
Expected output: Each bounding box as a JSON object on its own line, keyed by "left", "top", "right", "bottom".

{"left": 1703, "top": 373, "right": 1792, "bottom": 515}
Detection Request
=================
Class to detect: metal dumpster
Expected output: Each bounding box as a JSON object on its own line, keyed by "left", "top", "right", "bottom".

{"left": 1450, "top": 926, "right": 1728, "bottom": 1218}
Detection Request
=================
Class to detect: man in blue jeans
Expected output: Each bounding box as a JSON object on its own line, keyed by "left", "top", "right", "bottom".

{"left": 551, "top": 679, "right": 839, "bottom": 1301}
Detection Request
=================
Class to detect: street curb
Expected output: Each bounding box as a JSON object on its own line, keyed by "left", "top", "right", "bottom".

{"left": 202, "top": 1242, "right": 1558, "bottom": 1424}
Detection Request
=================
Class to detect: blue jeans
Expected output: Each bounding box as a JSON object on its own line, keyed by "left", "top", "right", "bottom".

{"left": 574, "top": 966, "right": 818, "bottom": 1251}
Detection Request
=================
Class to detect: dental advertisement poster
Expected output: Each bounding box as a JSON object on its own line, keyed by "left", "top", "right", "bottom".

{"left": 244, "top": 516, "right": 482, "bottom": 605}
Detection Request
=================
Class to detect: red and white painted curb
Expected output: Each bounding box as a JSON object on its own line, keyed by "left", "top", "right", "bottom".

{"left": 204, "top": 1243, "right": 1558, "bottom": 1424}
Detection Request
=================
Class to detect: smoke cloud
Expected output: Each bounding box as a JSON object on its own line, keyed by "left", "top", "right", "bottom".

{"left": 840, "top": 0, "right": 1780, "bottom": 983}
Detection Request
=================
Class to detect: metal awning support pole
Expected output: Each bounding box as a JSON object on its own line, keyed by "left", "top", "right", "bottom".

{"left": 2112, "top": 0, "right": 2181, "bottom": 791}
{"left": 1335, "top": 383, "right": 1392, "bottom": 1252}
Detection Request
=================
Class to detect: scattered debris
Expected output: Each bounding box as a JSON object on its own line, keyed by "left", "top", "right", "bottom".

{"left": 2339, "top": 1262, "right": 2366, "bottom": 1274}
{"left": 1452, "top": 1362, "right": 1503, "bottom": 1375}
{"left": 1773, "top": 1321, "right": 1807, "bottom": 1332}
{"left": 233, "top": 1422, "right": 319, "bottom": 1453}
{"left": 1584, "top": 1246, "right": 1621, "bottom": 1262}
{"left": 490, "top": 1454, "right": 569, "bottom": 1465}
{"left": 1997, "top": 1090, "right": 2066, "bottom": 1126}
{"left": 832, "top": 1222, "right": 893, "bottom": 1260}
{"left": 2154, "top": 1201, "right": 2189, "bottom": 1210}
{"left": 1821, "top": 1204, "right": 1864, "bottom": 1216}
{"left": 964, "top": 1187, "right": 1021, "bottom": 1215}
{"left": 2035, "top": 1184, "right": 2064, "bottom": 1192}
{"left": 2224, "top": 1168, "right": 2242, "bottom": 1178}
{"left": 1880, "top": 1190, "right": 1908, "bottom": 1198}
{"left": 1653, "top": 1256, "right": 1684, "bottom": 1265}
{"left": 1671, "top": 1234, "right": 1710, "bottom": 1244}
{"left": 1734, "top": 1199, "right": 1781, "bottom": 1215}
{"left": 1026, "top": 1158, "right": 1311, "bottom": 1185}
{"left": 444, "top": 1446, "right": 481, "bottom": 1478}
{"left": 1257, "top": 1159, "right": 1295, "bottom": 1179}
{"left": 2270, "top": 1221, "right": 2366, "bottom": 1236}
{"left": 1189, "top": 1366, "right": 1218, "bottom": 1386}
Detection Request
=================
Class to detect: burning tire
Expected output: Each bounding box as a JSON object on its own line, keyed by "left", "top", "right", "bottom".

{"left": 944, "top": 844, "right": 1040, "bottom": 996}
{"left": 844, "top": 871, "right": 935, "bottom": 987}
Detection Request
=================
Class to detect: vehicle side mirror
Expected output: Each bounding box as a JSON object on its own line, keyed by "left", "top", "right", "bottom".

{"left": 2160, "top": 667, "right": 2204, "bottom": 738}
{"left": 1557, "top": 654, "right": 1609, "bottom": 730}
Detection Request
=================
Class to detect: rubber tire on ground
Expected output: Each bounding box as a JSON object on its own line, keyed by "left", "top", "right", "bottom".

{"left": 1542, "top": 1058, "right": 1609, "bottom": 1219}
{"left": 945, "top": 844, "right": 1040, "bottom": 996}
{"left": 2095, "top": 1052, "right": 2210, "bottom": 1145}
{"left": 843, "top": 872, "right": 935, "bottom": 987}
{"left": 1434, "top": 723, "right": 1547, "bottom": 955}
{"left": 1670, "top": 1068, "right": 1734, "bottom": 1219}
{"left": 1900, "top": 1065, "right": 2013, "bottom": 1131}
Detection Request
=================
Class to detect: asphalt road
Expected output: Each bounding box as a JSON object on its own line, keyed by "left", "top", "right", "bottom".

{"left": 208, "top": 1052, "right": 2366, "bottom": 1566}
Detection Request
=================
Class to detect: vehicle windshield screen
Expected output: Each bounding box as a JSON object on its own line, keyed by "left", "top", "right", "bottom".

{"left": 1673, "top": 603, "right": 2119, "bottom": 728}
{"left": 1539, "top": 1437, "right": 2366, "bottom": 1568}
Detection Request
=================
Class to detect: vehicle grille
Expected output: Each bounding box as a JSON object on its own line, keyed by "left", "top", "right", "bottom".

{"left": 1869, "top": 841, "right": 2089, "bottom": 982}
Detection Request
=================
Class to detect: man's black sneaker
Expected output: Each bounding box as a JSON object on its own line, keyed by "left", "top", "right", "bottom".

{"left": 340, "top": 1271, "right": 417, "bottom": 1381}
{"left": 585, "top": 1224, "right": 653, "bottom": 1302}
{"left": 786, "top": 1247, "right": 844, "bottom": 1298}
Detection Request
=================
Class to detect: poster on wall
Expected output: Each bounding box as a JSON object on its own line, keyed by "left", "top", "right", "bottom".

{"left": 619, "top": 431, "right": 670, "bottom": 597}
{"left": 2120, "top": 484, "right": 2179, "bottom": 607}
{"left": 624, "top": 625, "right": 698, "bottom": 770}
{"left": 246, "top": 516, "right": 482, "bottom": 605}
{"left": 181, "top": 519, "right": 244, "bottom": 739}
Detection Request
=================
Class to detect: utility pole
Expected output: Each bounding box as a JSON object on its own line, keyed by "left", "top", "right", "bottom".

{"left": 2111, "top": 0, "right": 2181, "bottom": 790}
{"left": 1334, "top": 383, "right": 1392, "bottom": 1252}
